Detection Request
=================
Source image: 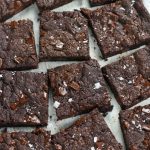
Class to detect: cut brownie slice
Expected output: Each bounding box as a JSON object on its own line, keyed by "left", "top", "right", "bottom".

{"left": 39, "top": 10, "right": 90, "bottom": 61}
{"left": 52, "top": 109, "right": 122, "bottom": 150}
{"left": 0, "top": 129, "right": 52, "bottom": 150}
{"left": 0, "top": 71, "right": 48, "bottom": 127}
{"left": 102, "top": 47, "right": 150, "bottom": 109}
{"left": 36, "top": 0, "right": 73, "bottom": 10}
{"left": 120, "top": 105, "right": 150, "bottom": 150}
{"left": 48, "top": 59, "right": 112, "bottom": 120}
{"left": 0, "top": 20, "right": 38, "bottom": 70}
{"left": 89, "top": 0, "right": 117, "bottom": 6}
{"left": 0, "top": 0, "right": 34, "bottom": 22}
{"left": 81, "top": 0, "right": 150, "bottom": 58}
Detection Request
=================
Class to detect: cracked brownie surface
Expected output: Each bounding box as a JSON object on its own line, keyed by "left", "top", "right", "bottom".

{"left": 81, "top": 0, "right": 150, "bottom": 58}
{"left": 0, "top": 71, "right": 48, "bottom": 126}
{"left": 0, "top": 20, "right": 38, "bottom": 70}
{"left": 49, "top": 59, "right": 112, "bottom": 120}
{"left": 52, "top": 109, "right": 122, "bottom": 150}
{"left": 102, "top": 47, "right": 150, "bottom": 109}
{"left": 36, "top": 0, "right": 73, "bottom": 10}
{"left": 0, "top": 129, "right": 52, "bottom": 150}
{"left": 0, "top": 0, "right": 34, "bottom": 22}
{"left": 39, "top": 10, "right": 90, "bottom": 61}
{"left": 120, "top": 105, "right": 150, "bottom": 150}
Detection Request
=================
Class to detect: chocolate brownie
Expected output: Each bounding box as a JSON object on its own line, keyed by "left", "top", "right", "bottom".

{"left": 102, "top": 47, "right": 150, "bottom": 109}
{"left": 0, "top": 129, "right": 52, "bottom": 150}
{"left": 0, "top": 20, "right": 38, "bottom": 70}
{"left": 0, "top": 71, "right": 48, "bottom": 126}
{"left": 0, "top": 0, "right": 34, "bottom": 22}
{"left": 52, "top": 109, "right": 122, "bottom": 150}
{"left": 36, "top": 0, "right": 73, "bottom": 10}
{"left": 49, "top": 59, "right": 112, "bottom": 120}
{"left": 81, "top": 0, "right": 150, "bottom": 58}
{"left": 39, "top": 10, "right": 90, "bottom": 61}
{"left": 120, "top": 105, "right": 150, "bottom": 150}
{"left": 89, "top": 0, "right": 117, "bottom": 6}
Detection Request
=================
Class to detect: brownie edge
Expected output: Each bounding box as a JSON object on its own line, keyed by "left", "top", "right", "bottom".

{"left": 0, "top": 129, "right": 52, "bottom": 150}
{"left": 39, "top": 10, "right": 90, "bottom": 61}
{"left": 52, "top": 109, "right": 122, "bottom": 150}
{"left": 102, "top": 47, "right": 150, "bottom": 109}
{"left": 0, "top": 71, "right": 49, "bottom": 127}
{"left": 0, "top": 19, "right": 39, "bottom": 71}
{"left": 0, "top": 0, "right": 34, "bottom": 22}
{"left": 36, "top": 0, "right": 73, "bottom": 10}
{"left": 49, "top": 59, "right": 113, "bottom": 120}
{"left": 120, "top": 105, "right": 150, "bottom": 150}
{"left": 81, "top": 0, "right": 150, "bottom": 58}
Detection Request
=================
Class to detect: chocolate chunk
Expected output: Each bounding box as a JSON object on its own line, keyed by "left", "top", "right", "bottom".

{"left": 102, "top": 47, "right": 150, "bottom": 109}
{"left": 0, "top": 20, "right": 38, "bottom": 70}
{"left": 52, "top": 109, "right": 122, "bottom": 150}
{"left": 81, "top": 0, "right": 150, "bottom": 58}
{"left": 120, "top": 105, "right": 150, "bottom": 150}
{"left": 0, "top": 129, "right": 52, "bottom": 150}
{"left": 0, "top": 0, "right": 34, "bottom": 22}
{"left": 39, "top": 10, "right": 90, "bottom": 61}
{"left": 49, "top": 59, "right": 113, "bottom": 120}
{"left": 0, "top": 71, "right": 48, "bottom": 127}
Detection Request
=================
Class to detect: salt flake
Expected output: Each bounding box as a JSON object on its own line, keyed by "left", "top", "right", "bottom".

{"left": 54, "top": 101, "right": 60, "bottom": 109}
{"left": 94, "top": 82, "right": 102, "bottom": 89}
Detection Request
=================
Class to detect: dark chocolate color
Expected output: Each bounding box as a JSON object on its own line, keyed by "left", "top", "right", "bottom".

{"left": 0, "top": 20, "right": 38, "bottom": 70}
{"left": 52, "top": 109, "right": 122, "bottom": 150}
{"left": 0, "top": 71, "right": 48, "bottom": 126}
{"left": 120, "top": 105, "right": 150, "bottom": 150}
{"left": 39, "top": 10, "right": 90, "bottom": 61}
{"left": 0, "top": 129, "right": 52, "bottom": 150}
{"left": 81, "top": 0, "right": 150, "bottom": 58}
{"left": 0, "top": 0, "right": 34, "bottom": 22}
{"left": 36, "top": 0, "right": 73, "bottom": 10}
{"left": 102, "top": 47, "right": 150, "bottom": 109}
{"left": 49, "top": 59, "right": 112, "bottom": 120}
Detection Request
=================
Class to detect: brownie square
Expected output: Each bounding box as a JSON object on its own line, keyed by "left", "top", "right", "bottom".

{"left": 102, "top": 47, "right": 150, "bottom": 109}
{"left": 39, "top": 10, "right": 90, "bottom": 61}
{"left": 36, "top": 0, "right": 73, "bottom": 10}
{"left": 0, "top": 0, "right": 34, "bottom": 22}
{"left": 0, "top": 71, "right": 48, "bottom": 127}
{"left": 0, "top": 20, "right": 38, "bottom": 71}
{"left": 52, "top": 109, "right": 122, "bottom": 150}
{"left": 120, "top": 105, "right": 150, "bottom": 150}
{"left": 89, "top": 0, "right": 117, "bottom": 6}
{"left": 81, "top": 0, "right": 150, "bottom": 58}
{"left": 0, "top": 129, "right": 52, "bottom": 150}
{"left": 48, "top": 59, "right": 112, "bottom": 120}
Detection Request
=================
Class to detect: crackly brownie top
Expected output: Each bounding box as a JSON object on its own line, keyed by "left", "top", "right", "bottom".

{"left": 120, "top": 105, "right": 150, "bottom": 150}
{"left": 102, "top": 47, "right": 150, "bottom": 109}
{"left": 0, "top": 71, "right": 48, "bottom": 126}
{"left": 0, "top": 20, "right": 38, "bottom": 70}
{"left": 81, "top": 0, "right": 150, "bottom": 58}
{"left": 49, "top": 59, "right": 112, "bottom": 120}
{"left": 39, "top": 10, "right": 89, "bottom": 61}
{"left": 52, "top": 109, "right": 122, "bottom": 150}
{"left": 0, "top": 129, "right": 52, "bottom": 150}
{"left": 36, "top": 0, "right": 73, "bottom": 10}
{"left": 0, "top": 0, "right": 34, "bottom": 22}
